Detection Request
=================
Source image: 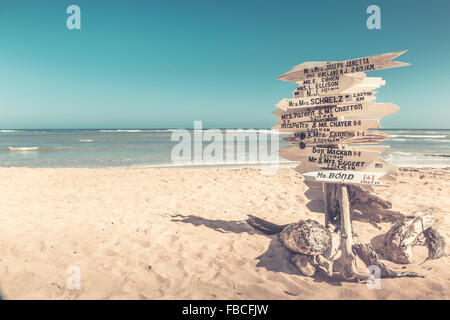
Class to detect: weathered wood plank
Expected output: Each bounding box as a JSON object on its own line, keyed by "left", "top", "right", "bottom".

{"left": 423, "top": 227, "right": 446, "bottom": 260}
{"left": 353, "top": 244, "right": 424, "bottom": 278}
{"left": 246, "top": 214, "right": 285, "bottom": 235}
{"left": 275, "top": 90, "right": 377, "bottom": 111}
{"left": 274, "top": 102, "right": 398, "bottom": 123}
{"left": 274, "top": 117, "right": 381, "bottom": 133}
{"left": 278, "top": 50, "right": 409, "bottom": 82}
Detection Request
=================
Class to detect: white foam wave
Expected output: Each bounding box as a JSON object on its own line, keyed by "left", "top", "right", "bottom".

{"left": 144, "top": 129, "right": 178, "bottom": 132}
{"left": 390, "top": 135, "right": 446, "bottom": 138}
{"left": 1, "top": 130, "right": 18, "bottom": 133}
{"left": 100, "top": 129, "right": 142, "bottom": 133}
{"left": 224, "top": 129, "right": 289, "bottom": 135}
{"left": 387, "top": 151, "right": 450, "bottom": 159}
{"left": 424, "top": 139, "right": 450, "bottom": 143}
{"left": 80, "top": 139, "right": 93, "bottom": 142}
{"left": 8, "top": 146, "right": 39, "bottom": 152}
{"left": 392, "top": 151, "right": 414, "bottom": 155}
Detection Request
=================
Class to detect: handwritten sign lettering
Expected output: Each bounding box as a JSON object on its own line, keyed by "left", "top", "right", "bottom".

{"left": 293, "top": 152, "right": 396, "bottom": 177}
{"left": 283, "top": 130, "right": 390, "bottom": 145}
{"left": 274, "top": 102, "right": 398, "bottom": 123}
{"left": 273, "top": 118, "right": 381, "bottom": 133}
{"left": 278, "top": 51, "right": 409, "bottom": 83}
{"left": 276, "top": 90, "right": 376, "bottom": 111}
{"left": 280, "top": 145, "right": 381, "bottom": 171}
{"left": 293, "top": 74, "right": 385, "bottom": 97}
{"left": 302, "top": 170, "right": 385, "bottom": 185}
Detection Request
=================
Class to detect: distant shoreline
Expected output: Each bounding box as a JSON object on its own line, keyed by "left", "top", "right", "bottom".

{"left": 2, "top": 128, "right": 450, "bottom": 131}
{"left": 0, "top": 164, "right": 449, "bottom": 170}
{"left": 1, "top": 129, "right": 449, "bottom": 168}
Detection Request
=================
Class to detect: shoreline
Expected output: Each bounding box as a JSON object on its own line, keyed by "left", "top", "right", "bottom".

{"left": 1, "top": 163, "right": 449, "bottom": 170}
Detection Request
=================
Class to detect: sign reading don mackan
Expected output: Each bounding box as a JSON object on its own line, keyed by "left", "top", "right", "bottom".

{"left": 278, "top": 50, "right": 409, "bottom": 82}
{"left": 279, "top": 145, "right": 381, "bottom": 171}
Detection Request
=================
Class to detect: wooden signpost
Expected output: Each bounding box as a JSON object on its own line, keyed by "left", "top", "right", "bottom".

{"left": 276, "top": 90, "right": 377, "bottom": 111}
{"left": 275, "top": 51, "right": 410, "bottom": 280}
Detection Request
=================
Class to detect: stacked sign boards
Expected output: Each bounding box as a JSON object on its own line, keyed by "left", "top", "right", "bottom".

{"left": 275, "top": 51, "right": 409, "bottom": 186}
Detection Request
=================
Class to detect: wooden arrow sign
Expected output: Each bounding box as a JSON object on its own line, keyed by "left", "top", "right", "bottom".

{"left": 278, "top": 50, "right": 409, "bottom": 83}
{"left": 293, "top": 73, "right": 365, "bottom": 97}
{"left": 345, "top": 77, "right": 386, "bottom": 92}
{"left": 293, "top": 74, "right": 385, "bottom": 98}
{"left": 274, "top": 102, "right": 398, "bottom": 123}
{"left": 302, "top": 170, "right": 386, "bottom": 186}
{"left": 276, "top": 90, "right": 376, "bottom": 111}
{"left": 293, "top": 154, "right": 396, "bottom": 176}
{"left": 283, "top": 130, "right": 390, "bottom": 145}
{"left": 273, "top": 117, "right": 381, "bottom": 133}
{"left": 280, "top": 145, "right": 381, "bottom": 171}
{"left": 363, "top": 157, "right": 397, "bottom": 179}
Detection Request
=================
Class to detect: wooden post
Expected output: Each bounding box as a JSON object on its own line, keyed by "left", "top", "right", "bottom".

{"left": 322, "top": 183, "right": 329, "bottom": 227}
{"left": 322, "top": 183, "right": 340, "bottom": 231}
{"left": 338, "top": 184, "right": 357, "bottom": 279}
{"left": 322, "top": 182, "right": 358, "bottom": 279}
{"left": 340, "top": 184, "right": 353, "bottom": 253}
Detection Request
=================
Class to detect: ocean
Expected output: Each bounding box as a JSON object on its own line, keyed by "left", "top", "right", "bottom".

{"left": 0, "top": 129, "right": 449, "bottom": 168}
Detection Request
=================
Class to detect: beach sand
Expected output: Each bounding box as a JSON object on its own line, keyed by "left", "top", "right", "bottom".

{"left": 0, "top": 167, "right": 449, "bottom": 299}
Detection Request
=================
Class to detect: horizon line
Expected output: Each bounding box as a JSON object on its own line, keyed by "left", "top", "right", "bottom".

{"left": 1, "top": 128, "right": 449, "bottom": 131}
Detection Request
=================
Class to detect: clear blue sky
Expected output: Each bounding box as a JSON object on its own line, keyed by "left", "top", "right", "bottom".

{"left": 0, "top": 0, "right": 449, "bottom": 129}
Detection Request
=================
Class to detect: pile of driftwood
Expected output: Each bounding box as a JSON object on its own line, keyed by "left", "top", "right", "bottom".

{"left": 246, "top": 184, "right": 446, "bottom": 281}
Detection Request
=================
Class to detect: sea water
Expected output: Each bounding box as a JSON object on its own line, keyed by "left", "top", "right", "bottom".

{"left": 0, "top": 129, "right": 449, "bottom": 168}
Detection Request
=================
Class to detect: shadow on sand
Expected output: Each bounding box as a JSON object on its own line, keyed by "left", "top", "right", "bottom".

{"left": 170, "top": 214, "right": 344, "bottom": 286}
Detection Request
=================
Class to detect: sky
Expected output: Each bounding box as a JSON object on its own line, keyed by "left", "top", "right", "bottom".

{"left": 0, "top": 0, "right": 449, "bottom": 129}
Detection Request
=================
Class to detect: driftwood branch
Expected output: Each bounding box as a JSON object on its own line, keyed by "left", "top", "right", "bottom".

{"left": 353, "top": 244, "right": 424, "bottom": 278}
{"left": 382, "top": 212, "right": 435, "bottom": 264}
{"left": 246, "top": 214, "right": 285, "bottom": 235}
{"left": 245, "top": 208, "right": 445, "bottom": 281}
{"left": 336, "top": 185, "right": 358, "bottom": 280}
{"left": 347, "top": 185, "right": 405, "bottom": 226}
{"left": 290, "top": 254, "right": 317, "bottom": 277}
{"left": 347, "top": 185, "right": 392, "bottom": 210}
{"left": 423, "top": 227, "right": 446, "bottom": 260}
{"left": 323, "top": 184, "right": 341, "bottom": 229}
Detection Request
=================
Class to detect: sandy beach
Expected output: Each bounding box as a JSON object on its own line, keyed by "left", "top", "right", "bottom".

{"left": 0, "top": 166, "right": 449, "bottom": 300}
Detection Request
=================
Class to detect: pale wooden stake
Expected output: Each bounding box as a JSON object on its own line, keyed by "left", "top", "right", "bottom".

{"left": 322, "top": 183, "right": 329, "bottom": 227}
{"left": 338, "top": 184, "right": 357, "bottom": 279}
{"left": 340, "top": 184, "right": 353, "bottom": 253}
